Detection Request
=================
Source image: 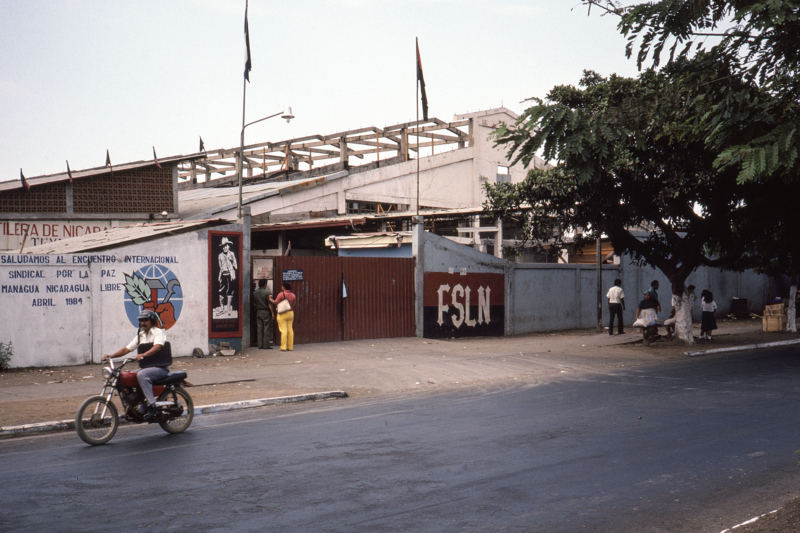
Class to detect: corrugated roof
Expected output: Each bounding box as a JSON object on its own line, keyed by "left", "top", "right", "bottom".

{"left": 250, "top": 206, "right": 490, "bottom": 233}
{"left": 17, "top": 220, "right": 229, "bottom": 254}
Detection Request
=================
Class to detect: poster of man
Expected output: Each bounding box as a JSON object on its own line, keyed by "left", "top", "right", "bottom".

{"left": 209, "top": 231, "right": 242, "bottom": 337}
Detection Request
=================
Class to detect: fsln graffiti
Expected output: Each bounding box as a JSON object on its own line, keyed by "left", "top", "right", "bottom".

{"left": 436, "top": 283, "right": 491, "bottom": 328}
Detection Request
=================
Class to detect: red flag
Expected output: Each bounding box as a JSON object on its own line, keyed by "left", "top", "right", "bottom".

{"left": 66, "top": 160, "right": 73, "bottom": 184}
{"left": 416, "top": 38, "right": 429, "bottom": 121}
{"left": 20, "top": 169, "right": 30, "bottom": 191}
{"left": 153, "top": 146, "right": 161, "bottom": 168}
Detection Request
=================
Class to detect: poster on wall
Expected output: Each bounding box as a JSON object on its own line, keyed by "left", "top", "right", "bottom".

{"left": 209, "top": 231, "right": 242, "bottom": 338}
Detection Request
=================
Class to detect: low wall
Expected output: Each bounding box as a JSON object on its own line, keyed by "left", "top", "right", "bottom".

{"left": 421, "top": 232, "right": 770, "bottom": 337}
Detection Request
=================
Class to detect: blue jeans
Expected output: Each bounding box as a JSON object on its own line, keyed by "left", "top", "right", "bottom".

{"left": 136, "top": 366, "right": 169, "bottom": 405}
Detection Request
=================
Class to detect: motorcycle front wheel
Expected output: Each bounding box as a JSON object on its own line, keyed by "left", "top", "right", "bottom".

{"left": 158, "top": 387, "right": 194, "bottom": 434}
{"left": 75, "top": 396, "right": 119, "bottom": 445}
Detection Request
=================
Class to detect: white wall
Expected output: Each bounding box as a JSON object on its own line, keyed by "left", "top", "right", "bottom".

{"left": 1, "top": 256, "right": 92, "bottom": 366}
{"left": 1, "top": 223, "right": 240, "bottom": 368}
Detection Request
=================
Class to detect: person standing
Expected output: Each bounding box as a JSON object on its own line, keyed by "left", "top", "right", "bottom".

{"left": 606, "top": 278, "right": 626, "bottom": 335}
{"left": 252, "top": 279, "right": 274, "bottom": 349}
{"left": 270, "top": 282, "right": 296, "bottom": 351}
{"left": 700, "top": 290, "right": 718, "bottom": 340}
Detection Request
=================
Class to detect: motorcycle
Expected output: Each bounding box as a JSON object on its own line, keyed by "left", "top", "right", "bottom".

{"left": 75, "top": 356, "right": 194, "bottom": 445}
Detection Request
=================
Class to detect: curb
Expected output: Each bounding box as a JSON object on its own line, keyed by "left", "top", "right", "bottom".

{"left": 686, "top": 338, "right": 800, "bottom": 357}
{"left": 0, "top": 390, "right": 348, "bottom": 440}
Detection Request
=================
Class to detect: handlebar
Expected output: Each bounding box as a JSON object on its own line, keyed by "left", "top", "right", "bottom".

{"left": 106, "top": 356, "right": 135, "bottom": 367}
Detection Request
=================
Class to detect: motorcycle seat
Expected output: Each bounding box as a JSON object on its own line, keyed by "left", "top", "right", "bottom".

{"left": 153, "top": 371, "right": 188, "bottom": 385}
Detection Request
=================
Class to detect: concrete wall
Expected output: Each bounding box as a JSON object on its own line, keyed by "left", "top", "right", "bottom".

{"left": 1, "top": 223, "right": 242, "bottom": 368}
{"left": 420, "top": 231, "right": 770, "bottom": 337}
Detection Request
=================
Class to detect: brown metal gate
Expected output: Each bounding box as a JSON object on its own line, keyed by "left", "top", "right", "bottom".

{"left": 273, "top": 256, "right": 414, "bottom": 344}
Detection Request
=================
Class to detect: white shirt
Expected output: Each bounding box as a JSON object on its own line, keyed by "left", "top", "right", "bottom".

{"left": 606, "top": 286, "right": 625, "bottom": 304}
{"left": 126, "top": 327, "right": 167, "bottom": 352}
{"left": 701, "top": 300, "right": 717, "bottom": 313}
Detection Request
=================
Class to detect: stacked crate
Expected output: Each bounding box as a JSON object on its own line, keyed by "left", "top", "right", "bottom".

{"left": 762, "top": 303, "right": 786, "bottom": 332}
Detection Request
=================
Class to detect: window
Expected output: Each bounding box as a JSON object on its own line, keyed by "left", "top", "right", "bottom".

{"left": 496, "top": 165, "right": 510, "bottom": 184}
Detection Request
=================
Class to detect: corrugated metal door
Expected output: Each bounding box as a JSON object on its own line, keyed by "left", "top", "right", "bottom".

{"left": 274, "top": 256, "right": 414, "bottom": 344}
{"left": 342, "top": 257, "right": 415, "bottom": 340}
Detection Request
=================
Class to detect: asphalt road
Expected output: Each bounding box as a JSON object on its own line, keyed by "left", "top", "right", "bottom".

{"left": 1, "top": 346, "right": 799, "bottom": 532}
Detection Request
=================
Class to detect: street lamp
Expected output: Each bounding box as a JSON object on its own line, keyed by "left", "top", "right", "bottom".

{"left": 238, "top": 106, "right": 294, "bottom": 217}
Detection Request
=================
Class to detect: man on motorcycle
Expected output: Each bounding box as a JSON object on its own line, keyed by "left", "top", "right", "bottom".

{"left": 103, "top": 309, "right": 170, "bottom": 421}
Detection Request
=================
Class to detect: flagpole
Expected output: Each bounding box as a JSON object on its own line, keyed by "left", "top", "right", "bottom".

{"left": 239, "top": 74, "right": 247, "bottom": 219}
{"left": 415, "top": 39, "right": 420, "bottom": 217}
{"left": 238, "top": 0, "right": 251, "bottom": 219}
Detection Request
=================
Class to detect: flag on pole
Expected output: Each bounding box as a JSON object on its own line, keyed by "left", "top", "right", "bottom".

{"left": 244, "top": 3, "right": 252, "bottom": 82}
{"left": 416, "top": 38, "right": 429, "bottom": 121}
{"left": 200, "top": 136, "right": 205, "bottom": 152}
{"left": 66, "top": 160, "right": 73, "bottom": 184}
{"left": 153, "top": 146, "right": 161, "bottom": 168}
{"left": 20, "top": 169, "right": 30, "bottom": 191}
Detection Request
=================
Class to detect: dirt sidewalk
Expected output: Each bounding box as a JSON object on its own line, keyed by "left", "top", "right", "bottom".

{"left": 1, "top": 318, "right": 793, "bottom": 430}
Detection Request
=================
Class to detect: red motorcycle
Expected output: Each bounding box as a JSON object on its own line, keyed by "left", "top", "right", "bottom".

{"left": 75, "top": 356, "right": 194, "bottom": 445}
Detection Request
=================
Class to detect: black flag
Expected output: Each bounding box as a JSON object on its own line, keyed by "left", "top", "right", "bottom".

{"left": 244, "top": 3, "right": 252, "bottom": 81}
{"left": 416, "top": 38, "right": 428, "bottom": 121}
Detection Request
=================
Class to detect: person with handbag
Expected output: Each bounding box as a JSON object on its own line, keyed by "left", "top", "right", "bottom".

{"left": 269, "top": 282, "right": 296, "bottom": 351}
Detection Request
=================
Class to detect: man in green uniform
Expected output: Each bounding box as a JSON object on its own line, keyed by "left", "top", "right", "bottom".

{"left": 253, "top": 279, "right": 274, "bottom": 349}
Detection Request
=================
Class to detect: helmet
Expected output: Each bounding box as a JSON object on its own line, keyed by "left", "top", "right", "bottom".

{"left": 137, "top": 309, "right": 162, "bottom": 326}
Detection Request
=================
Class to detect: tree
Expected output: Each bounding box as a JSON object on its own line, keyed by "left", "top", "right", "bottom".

{"left": 486, "top": 67, "right": 755, "bottom": 343}
{"left": 584, "top": 0, "right": 800, "bottom": 327}
{"left": 583, "top": 0, "right": 800, "bottom": 185}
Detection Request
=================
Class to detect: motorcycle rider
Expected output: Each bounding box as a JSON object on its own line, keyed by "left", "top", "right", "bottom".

{"left": 103, "top": 309, "right": 170, "bottom": 421}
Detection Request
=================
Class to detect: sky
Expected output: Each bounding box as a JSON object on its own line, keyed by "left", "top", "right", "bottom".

{"left": 0, "top": 0, "right": 644, "bottom": 183}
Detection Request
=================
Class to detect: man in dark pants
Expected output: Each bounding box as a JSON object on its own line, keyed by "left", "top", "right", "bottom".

{"left": 606, "top": 278, "right": 626, "bottom": 335}
{"left": 252, "top": 278, "right": 274, "bottom": 349}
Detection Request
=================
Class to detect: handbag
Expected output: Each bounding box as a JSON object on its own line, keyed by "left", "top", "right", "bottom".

{"left": 276, "top": 292, "right": 292, "bottom": 314}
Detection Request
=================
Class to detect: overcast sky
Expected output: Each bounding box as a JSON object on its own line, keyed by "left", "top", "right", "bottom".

{"left": 0, "top": 0, "right": 643, "bottom": 183}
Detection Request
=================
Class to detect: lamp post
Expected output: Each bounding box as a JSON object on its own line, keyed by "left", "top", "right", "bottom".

{"left": 238, "top": 106, "right": 294, "bottom": 217}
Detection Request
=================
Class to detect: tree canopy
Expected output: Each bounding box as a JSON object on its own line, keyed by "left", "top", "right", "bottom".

{"left": 487, "top": 67, "right": 753, "bottom": 292}
{"left": 583, "top": 0, "right": 800, "bottom": 184}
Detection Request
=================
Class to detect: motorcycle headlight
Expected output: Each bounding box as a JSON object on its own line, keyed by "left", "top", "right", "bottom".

{"left": 102, "top": 367, "right": 113, "bottom": 380}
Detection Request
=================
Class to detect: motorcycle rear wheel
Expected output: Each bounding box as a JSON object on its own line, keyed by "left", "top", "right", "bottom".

{"left": 75, "top": 396, "right": 119, "bottom": 445}
{"left": 157, "top": 387, "right": 194, "bottom": 434}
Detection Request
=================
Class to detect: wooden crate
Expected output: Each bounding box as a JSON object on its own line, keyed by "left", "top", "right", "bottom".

{"left": 764, "top": 303, "right": 785, "bottom": 316}
{"left": 762, "top": 315, "right": 785, "bottom": 332}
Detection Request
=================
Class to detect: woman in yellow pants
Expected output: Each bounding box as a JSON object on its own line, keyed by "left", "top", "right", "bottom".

{"left": 270, "top": 282, "right": 296, "bottom": 351}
